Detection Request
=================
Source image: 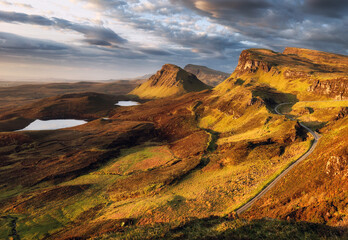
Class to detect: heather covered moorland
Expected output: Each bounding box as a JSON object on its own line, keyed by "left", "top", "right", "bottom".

{"left": 0, "top": 48, "right": 347, "bottom": 239}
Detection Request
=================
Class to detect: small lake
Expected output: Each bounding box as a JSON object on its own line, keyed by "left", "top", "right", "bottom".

{"left": 115, "top": 101, "right": 139, "bottom": 106}
{"left": 18, "top": 119, "right": 87, "bottom": 131}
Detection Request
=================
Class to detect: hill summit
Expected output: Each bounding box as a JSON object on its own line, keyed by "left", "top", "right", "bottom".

{"left": 129, "top": 64, "right": 210, "bottom": 99}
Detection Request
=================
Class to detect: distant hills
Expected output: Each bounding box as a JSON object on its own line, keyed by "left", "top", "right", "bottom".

{"left": 184, "top": 64, "right": 230, "bottom": 86}
{"left": 129, "top": 64, "right": 211, "bottom": 99}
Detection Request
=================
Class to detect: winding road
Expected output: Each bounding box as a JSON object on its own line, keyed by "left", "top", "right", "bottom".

{"left": 235, "top": 102, "right": 321, "bottom": 215}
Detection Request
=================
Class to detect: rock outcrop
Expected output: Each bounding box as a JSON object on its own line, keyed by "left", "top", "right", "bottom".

{"left": 129, "top": 64, "right": 210, "bottom": 99}
{"left": 234, "top": 49, "right": 275, "bottom": 76}
{"left": 217, "top": 47, "right": 348, "bottom": 101}
{"left": 308, "top": 78, "right": 348, "bottom": 100}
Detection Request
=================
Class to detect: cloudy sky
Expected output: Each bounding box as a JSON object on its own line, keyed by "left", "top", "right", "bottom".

{"left": 0, "top": 0, "right": 347, "bottom": 80}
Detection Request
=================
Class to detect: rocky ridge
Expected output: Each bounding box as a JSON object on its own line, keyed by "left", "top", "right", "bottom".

{"left": 218, "top": 48, "right": 348, "bottom": 101}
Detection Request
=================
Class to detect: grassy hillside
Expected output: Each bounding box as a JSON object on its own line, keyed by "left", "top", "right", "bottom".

{"left": 130, "top": 64, "right": 210, "bottom": 99}
{"left": 0, "top": 87, "right": 312, "bottom": 239}
{"left": 217, "top": 48, "right": 348, "bottom": 101}
{"left": 243, "top": 115, "right": 348, "bottom": 226}
{"left": 0, "top": 47, "right": 347, "bottom": 239}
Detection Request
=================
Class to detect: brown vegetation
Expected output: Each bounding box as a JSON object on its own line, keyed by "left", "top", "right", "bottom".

{"left": 0, "top": 47, "right": 347, "bottom": 239}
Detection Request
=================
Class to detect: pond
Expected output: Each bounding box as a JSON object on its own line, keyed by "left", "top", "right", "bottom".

{"left": 18, "top": 119, "right": 87, "bottom": 131}
{"left": 115, "top": 101, "right": 139, "bottom": 106}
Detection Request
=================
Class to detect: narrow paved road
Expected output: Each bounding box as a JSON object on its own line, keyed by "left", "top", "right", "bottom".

{"left": 235, "top": 102, "right": 321, "bottom": 215}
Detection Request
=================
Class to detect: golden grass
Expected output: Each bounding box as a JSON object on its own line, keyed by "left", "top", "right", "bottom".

{"left": 288, "top": 100, "right": 348, "bottom": 126}
{"left": 293, "top": 100, "right": 348, "bottom": 109}
{"left": 199, "top": 105, "right": 270, "bottom": 133}
{"left": 130, "top": 83, "right": 186, "bottom": 99}
{"left": 98, "top": 145, "right": 175, "bottom": 175}
{"left": 97, "top": 136, "right": 312, "bottom": 223}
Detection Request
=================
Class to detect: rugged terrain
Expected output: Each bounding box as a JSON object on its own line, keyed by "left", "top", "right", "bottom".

{"left": 218, "top": 47, "right": 348, "bottom": 101}
{"left": 0, "top": 47, "right": 347, "bottom": 239}
{"left": 0, "top": 80, "right": 139, "bottom": 111}
{"left": 0, "top": 92, "right": 144, "bottom": 132}
{"left": 130, "top": 64, "right": 210, "bottom": 99}
{"left": 184, "top": 64, "right": 230, "bottom": 86}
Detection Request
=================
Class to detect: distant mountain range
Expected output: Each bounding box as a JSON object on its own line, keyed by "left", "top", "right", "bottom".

{"left": 184, "top": 64, "right": 230, "bottom": 86}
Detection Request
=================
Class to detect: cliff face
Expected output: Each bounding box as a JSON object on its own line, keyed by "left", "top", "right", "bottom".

{"left": 234, "top": 50, "right": 274, "bottom": 77}
{"left": 130, "top": 64, "right": 210, "bottom": 99}
{"left": 308, "top": 79, "right": 348, "bottom": 100}
{"left": 217, "top": 48, "right": 348, "bottom": 101}
{"left": 184, "top": 64, "right": 230, "bottom": 86}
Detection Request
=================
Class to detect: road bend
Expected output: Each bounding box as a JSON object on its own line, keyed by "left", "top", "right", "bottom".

{"left": 235, "top": 102, "right": 321, "bottom": 215}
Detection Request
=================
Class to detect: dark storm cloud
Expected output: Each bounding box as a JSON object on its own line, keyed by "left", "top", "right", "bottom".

{"left": 139, "top": 48, "right": 173, "bottom": 56}
{"left": 0, "top": 10, "right": 52, "bottom": 25}
{"left": 52, "top": 17, "right": 127, "bottom": 45}
{"left": 0, "top": 31, "right": 68, "bottom": 51}
{"left": 172, "top": 0, "right": 272, "bottom": 18}
{"left": 170, "top": 0, "right": 300, "bottom": 30}
{"left": 1, "top": 0, "right": 347, "bottom": 78}
{"left": 83, "top": 39, "right": 112, "bottom": 46}
{"left": 73, "top": 0, "right": 265, "bottom": 70}
{"left": 304, "top": 0, "right": 348, "bottom": 18}
{"left": 0, "top": 31, "right": 74, "bottom": 64}
{"left": 89, "top": 1, "right": 249, "bottom": 55}
{"left": 0, "top": 31, "right": 179, "bottom": 65}
{"left": 168, "top": 0, "right": 348, "bottom": 53}
{"left": 0, "top": 10, "right": 127, "bottom": 46}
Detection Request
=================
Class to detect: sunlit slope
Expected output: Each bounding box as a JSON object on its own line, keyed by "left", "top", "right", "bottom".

{"left": 129, "top": 64, "right": 210, "bottom": 99}
{"left": 244, "top": 115, "right": 348, "bottom": 227}
{"left": 0, "top": 47, "right": 347, "bottom": 239}
{"left": 0, "top": 87, "right": 310, "bottom": 239}
{"left": 216, "top": 48, "right": 348, "bottom": 101}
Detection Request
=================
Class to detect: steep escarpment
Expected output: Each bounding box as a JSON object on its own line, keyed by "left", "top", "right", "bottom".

{"left": 129, "top": 64, "right": 210, "bottom": 99}
{"left": 217, "top": 48, "right": 348, "bottom": 101}
{"left": 308, "top": 78, "right": 348, "bottom": 99}
{"left": 184, "top": 64, "right": 230, "bottom": 86}
{"left": 233, "top": 49, "right": 276, "bottom": 76}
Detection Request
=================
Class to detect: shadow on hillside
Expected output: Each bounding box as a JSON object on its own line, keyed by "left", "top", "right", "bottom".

{"left": 160, "top": 216, "right": 347, "bottom": 240}
{"left": 251, "top": 85, "right": 298, "bottom": 110}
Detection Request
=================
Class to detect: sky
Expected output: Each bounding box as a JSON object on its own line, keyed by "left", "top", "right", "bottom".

{"left": 0, "top": 0, "right": 347, "bottom": 80}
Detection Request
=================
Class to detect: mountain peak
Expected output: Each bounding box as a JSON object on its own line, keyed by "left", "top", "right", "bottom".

{"left": 129, "top": 64, "right": 210, "bottom": 99}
